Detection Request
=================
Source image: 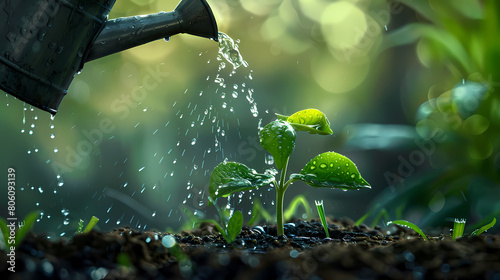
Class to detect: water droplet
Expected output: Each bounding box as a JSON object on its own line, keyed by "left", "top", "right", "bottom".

{"left": 162, "top": 235, "right": 176, "bottom": 248}
{"left": 319, "top": 163, "right": 327, "bottom": 168}
{"left": 191, "top": 138, "right": 197, "bottom": 145}
{"left": 138, "top": 166, "right": 145, "bottom": 172}
{"left": 61, "top": 208, "right": 70, "bottom": 216}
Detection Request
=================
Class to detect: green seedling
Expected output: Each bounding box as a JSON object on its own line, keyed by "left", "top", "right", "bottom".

{"left": 76, "top": 216, "right": 100, "bottom": 234}
{"left": 315, "top": 200, "right": 329, "bottom": 238}
{"left": 209, "top": 109, "right": 371, "bottom": 235}
{"left": 470, "top": 217, "right": 496, "bottom": 237}
{"left": 0, "top": 211, "right": 40, "bottom": 250}
{"left": 452, "top": 218, "right": 466, "bottom": 241}
{"left": 387, "top": 220, "right": 428, "bottom": 241}
{"left": 184, "top": 202, "right": 243, "bottom": 244}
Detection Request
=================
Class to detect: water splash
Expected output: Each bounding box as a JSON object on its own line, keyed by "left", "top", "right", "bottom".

{"left": 218, "top": 32, "right": 248, "bottom": 70}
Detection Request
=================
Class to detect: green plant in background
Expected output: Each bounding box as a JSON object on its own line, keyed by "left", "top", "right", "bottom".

{"left": 209, "top": 109, "right": 371, "bottom": 235}
{"left": 354, "top": 0, "right": 500, "bottom": 229}
{"left": 284, "top": 195, "right": 312, "bottom": 221}
{"left": 315, "top": 200, "right": 330, "bottom": 238}
{"left": 0, "top": 211, "right": 39, "bottom": 250}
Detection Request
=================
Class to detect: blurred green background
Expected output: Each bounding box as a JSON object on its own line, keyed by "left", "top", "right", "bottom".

{"left": 1, "top": 0, "right": 499, "bottom": 236}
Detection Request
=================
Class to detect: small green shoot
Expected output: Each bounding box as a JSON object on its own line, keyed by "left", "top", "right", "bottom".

{"left": 470, "top": 217, "right": 496, "bottom": 237}
{"left": 315, "top": 200, "right": 329, "bottom": 238}
{"left": 452, "top": 218, "right": 466, "bottom": 241}
{"left": 209, "top": 109, "right": 371, "bottom": 236}
{"left": 370, "top": 208, "right": 390, "bottom": 228}
{"left": 183, "top": 205, "right": 243, "bottom": 244}
{"left": 76, "top": 216, "right": 100, "bottom": 234}
{"left": 0, "top": 211, "right": 40, "bottom": 250}
{"left": 284, "top": 195, "right": 312, "bottom": 221}
{"left": 387, "top": 220, "right": 428, "bottom": 241}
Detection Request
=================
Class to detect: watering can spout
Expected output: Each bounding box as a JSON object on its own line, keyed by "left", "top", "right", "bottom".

{"left": 0, "top": 0, "right": 218, "bottom": 114}
{"left": 86, "top": 0, "right": 218, "bottom": 62}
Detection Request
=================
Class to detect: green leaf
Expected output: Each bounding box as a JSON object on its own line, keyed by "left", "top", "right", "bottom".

{"left": 0, "top": 217, "right": 9, "bottom": 251}
{"left": 226, "top": 211, "right": 243, "bottom": 243}
{"left": 209, "top": 162, "right": 276, "bottom": 204}
{"left": 259, "top": 120, "right": 296, "bottom": 170}
{"left": 15, "top": 211, "right": 39, "bottom": 248}
{"left": 291, "top": 152, "right": 370, "bottom": 190}
{"left": 387, "top": 220, "right": 428, "bottom": 241}
{"left": 279, "top": 109, "right": 333, "bottom": 135}
{"left": 470, "top": 217, "right": 496, "bottom": 237}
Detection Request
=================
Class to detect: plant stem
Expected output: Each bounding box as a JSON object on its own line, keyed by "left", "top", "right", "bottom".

{"left": 276, "top": 186, "right": 286, "bottom": 236}
{"left": 276, "top": 158, "right": 289, "bottom": 236}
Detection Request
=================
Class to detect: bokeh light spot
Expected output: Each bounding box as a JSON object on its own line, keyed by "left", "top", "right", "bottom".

{"left": 320, "top": 2, "right": 367, "bottom": 50}
{"left": 463, "top": 114, "right": 489, "bottom": 135}
{"left": 310, "top": 53, "right": 370, "bottom": 94}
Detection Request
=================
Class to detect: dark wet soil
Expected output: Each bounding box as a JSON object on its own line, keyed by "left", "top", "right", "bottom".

{"left": 1, "top": 217, "right": 499, "bottom": 279}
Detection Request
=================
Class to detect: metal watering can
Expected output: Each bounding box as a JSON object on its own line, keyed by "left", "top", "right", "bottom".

{"left": 0, "top": 0, "right": 218, "bottom": 114}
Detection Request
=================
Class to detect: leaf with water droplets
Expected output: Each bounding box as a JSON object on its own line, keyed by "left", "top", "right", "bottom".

{"left": 290, "top": 152, "right": 370, "bottom": 190}
{"left": 209, "top": 162, "right": 275, "bottom": 205}
{"left": 259, "top": 120, "right": 296, "bottom": 170}
{"left": 277, "top": 109, "right": 333, "bottom": 135}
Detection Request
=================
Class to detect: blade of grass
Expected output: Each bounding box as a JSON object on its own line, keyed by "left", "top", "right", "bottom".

{"left": 355, "top": 203, "right": 379, "bottom": 227}
{"left": 370, "top": 208, "right": 390, "bottom": 228}
{"left": 470, "top": 217, "right": 496, "bottom": 237}
{"left": 0, "top": 217, "right": 9, "bottom": 250}
{"left": 284, "top": 195, "right": 312, "bottom": 221}
{"left": 83, "top": 216, "right": 100, "bottom": 233}
{"left": 15, "top": 211, "right": 40, "bottom": 249}
{"left": 387, "top": 220, "right": 428, "bottom": 241}
{"left": 315, "top": 200, "right": 329, "bottom": 238}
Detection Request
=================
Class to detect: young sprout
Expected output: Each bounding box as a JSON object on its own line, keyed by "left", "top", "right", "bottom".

{"left": 185, "top": 200, "right": 243, "bottom": 244}
{"left": 315, "top": 200, "right": 329, "bottom": 238}
{"left": 387, "top": 220, "right": 428, "bottom": 241}
{"left": 470, "top": 217, "right": 496, "bottom": 237}
{"left": 0, "top": 211, "right": 40, "bottom": 250}
{"left": 75, "top": 216, "right": 100, "bottom": 234}
{"left": 452, "top": 218, "right": 466, "bottom": 241}
{"left": 209, "top": 109, "right": 370, "bottom": 236}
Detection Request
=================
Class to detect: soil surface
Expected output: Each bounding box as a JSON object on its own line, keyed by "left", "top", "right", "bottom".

{"left": 1, "top": 217, "right": 499, "bottom": 279}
